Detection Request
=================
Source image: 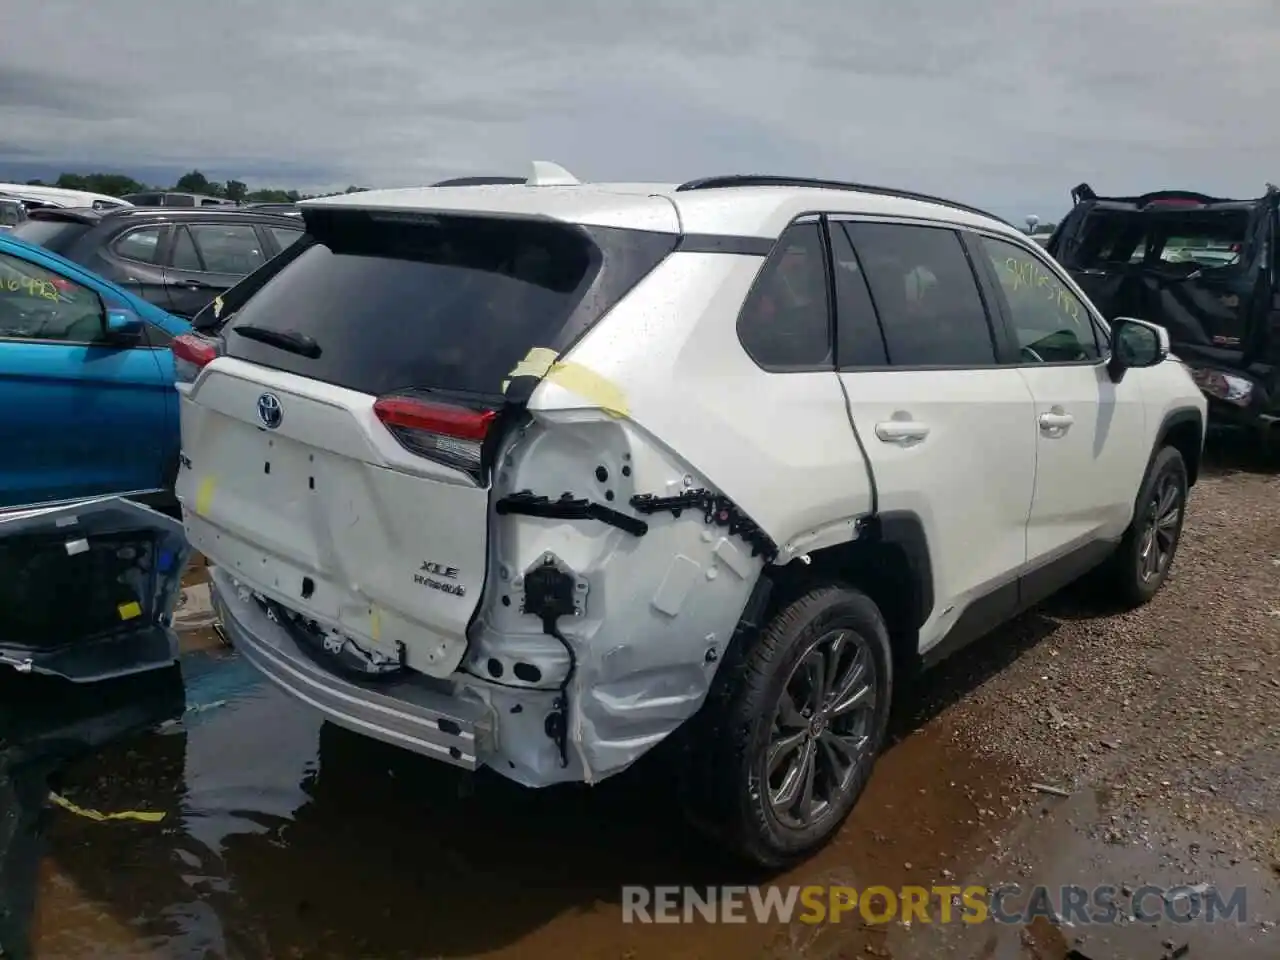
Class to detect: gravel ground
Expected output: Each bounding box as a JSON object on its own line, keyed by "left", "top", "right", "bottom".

{"left": 944, "top": 441, "right": 1280, "bottom": 867}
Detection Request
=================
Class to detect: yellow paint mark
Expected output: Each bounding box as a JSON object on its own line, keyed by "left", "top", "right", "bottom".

{"left": 501, "top": 346, "right": 559, "bottom": 392}
{"left": 195, "top": 476, "right": 216, "bottom": 515}
{"left": 500, "top": 346, "right": 630, "bottom": 418}
{"left": 545, "top": 361, "right": 630, "bottom": 418}
{"left": 117, "top": 601, "right": 142, "bottom": 621}
{"left": 48, "top": 792, "right": 165, "bottom": 824}
{"left": 370, "top": 607, "right": 382, "bottom": 642}
{"left": 212, "top": 295, "right": 224, "bottom": 318}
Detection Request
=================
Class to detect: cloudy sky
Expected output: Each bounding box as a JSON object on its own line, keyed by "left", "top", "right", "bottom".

{"left": 1, "top": 0, "right": 1277, "bottom": 219}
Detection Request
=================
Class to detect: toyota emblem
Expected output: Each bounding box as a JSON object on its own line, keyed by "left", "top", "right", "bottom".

{"left": 257, "top": 392, "right": 283, "bottom": 429}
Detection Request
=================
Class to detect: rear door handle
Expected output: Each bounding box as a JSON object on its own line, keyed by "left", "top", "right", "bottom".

{"left": 1038, "top": 411, "right": 1075, "bottom": 435}
{"left": 875, "top": 420, "right": 930, "bottom": 444}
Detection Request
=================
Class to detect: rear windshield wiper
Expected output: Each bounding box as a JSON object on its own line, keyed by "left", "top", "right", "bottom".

{"left": 232, "top": 324, "right": 322, "bottom": 358}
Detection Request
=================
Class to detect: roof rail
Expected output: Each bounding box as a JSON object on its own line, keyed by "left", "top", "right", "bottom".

{"left": 675, "top": 175, "right": 1011, "bottom": 226}
{"left": 431, "top": 176, "right": 527, "bottom": 187}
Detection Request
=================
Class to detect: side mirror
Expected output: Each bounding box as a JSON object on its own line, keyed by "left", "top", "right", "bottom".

{"left": 1107, "top": 316, "right": 1169, "bottom": 381}
{"left": 104, "top": 306, "right": 144, "bottom": 341}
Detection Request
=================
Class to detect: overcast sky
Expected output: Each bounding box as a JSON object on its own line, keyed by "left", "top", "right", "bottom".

{"left": 2, "top": 0, "right": 1277, "bottom": 219}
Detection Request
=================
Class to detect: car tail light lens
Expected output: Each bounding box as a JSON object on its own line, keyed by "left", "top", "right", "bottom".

{"left": 373, "top": 394, "right": 498, "bottom": 479}
{"left": 171, "top": 332, "right": 223, "bottom": 384}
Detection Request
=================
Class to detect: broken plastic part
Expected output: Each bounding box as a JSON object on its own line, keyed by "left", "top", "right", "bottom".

{"left": 630, "top": 489, "right": 779, "bottom": 561}
{"left": 496, "top": 489, "right": 648, "bottom": 537}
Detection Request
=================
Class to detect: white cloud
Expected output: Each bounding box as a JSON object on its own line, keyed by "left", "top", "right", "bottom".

{"left": 2, "top": 0, "right": 1278, "bottom": 218}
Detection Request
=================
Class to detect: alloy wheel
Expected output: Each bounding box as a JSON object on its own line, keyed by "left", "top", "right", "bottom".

{"left": 1138, "top": 470, "right": 1183, "bottom": 583}
{"left": 765, "top": 629, "right": 878, "bottom": 830}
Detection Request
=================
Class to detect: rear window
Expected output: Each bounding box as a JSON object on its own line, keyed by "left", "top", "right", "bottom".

{"left": 218, "top": 210, "right": 677, "bottom": 398}
{"left": 1070, "top": 208, "right": 1252, "bottom": 271}
{"left": 9, "top": 218, "right": 92, "bottom": 255}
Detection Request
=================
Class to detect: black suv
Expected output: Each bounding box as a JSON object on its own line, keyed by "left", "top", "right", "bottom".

{"left": 10, "top": 206, "right": 306, "bottom": 318}
{"left": 1047, "top": 183, "right": 1279, "bottom": 446}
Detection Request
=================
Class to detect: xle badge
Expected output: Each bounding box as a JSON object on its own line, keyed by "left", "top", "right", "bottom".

{"left": 415, "top": 561, "right": 465, "bottom": 597}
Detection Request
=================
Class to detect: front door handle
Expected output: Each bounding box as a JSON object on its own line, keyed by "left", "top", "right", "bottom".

{"left": 1038, "top": 410, "right": 1075, "bottom": 436}
{"left": 875, "top": 420, "right": 930, "bottom": 444}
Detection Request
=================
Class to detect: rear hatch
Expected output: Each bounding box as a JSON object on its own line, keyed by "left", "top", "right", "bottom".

{"left": 0, "top": 498, "right": 189, "bottom": 682}
{"left": 175, "top": 202, "right": 677, "bottom": 679}
{"left": 1048, "top": 184, "right": 1277, "bottom": 368}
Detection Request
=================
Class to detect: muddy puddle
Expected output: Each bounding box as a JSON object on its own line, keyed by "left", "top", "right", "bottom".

{"left": 2, "top": 561, "right": 1276, "bottom": 959}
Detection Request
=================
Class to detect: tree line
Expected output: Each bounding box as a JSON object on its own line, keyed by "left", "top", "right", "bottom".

{"left": 21, "top": 169, "right": 370, "bottom": 204}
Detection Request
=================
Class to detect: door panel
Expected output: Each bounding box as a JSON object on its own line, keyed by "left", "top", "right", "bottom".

{"left": 0, "top": 249, "right": 170, "bottom": 508}
{"left": 973, "top": 232, "right": 1149, "bottom": 562}
{"left": 1017, "top": 364, "right": 1147, "bottom": 560}
{"left": 830, "top": 220, "right": 1037, "bottom": 652}
{"left": 162, "top": 222, "right": 268, "bottom": 317}
{"left": 839, "top": 369, "right": 1038, "bottom": 647}
{"left": 100, "top": 224, "right": 172, "bottom": 312}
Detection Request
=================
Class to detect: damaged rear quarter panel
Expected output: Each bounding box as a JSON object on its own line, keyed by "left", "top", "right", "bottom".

{"left": 467, "top": 252, "right": 874, "bottom": 785}
{"left": 472, "top": 411, "right": 768, "bottom": 785}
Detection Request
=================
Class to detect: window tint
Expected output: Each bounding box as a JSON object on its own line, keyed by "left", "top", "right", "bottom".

{"left": 170, "top": 227, "right": 203, "bottom": 271}
{"left": 830, "top": 223, "right": 888, "bottom": 367}
{"left": 221, "top": 210, "right": 676, "bottom": 397}
{"left": 979, "top": 236, "right": 1101, "bottom": 363}
{"left": 187, "top": 224, "right": 266, "bottom": 275}
{"left": 113, "top": 226, "right": 164, "bottom": 264}
{"left": 165, "top": 194, "right": 196, "bottom": 207}
{"left": 0, "top": 251, "right": 104, "bottom": 343}
{"left": 845, "top": 223, "right": 995, "bottom": 366}
{"left": 737, "top": 221, "right": 832, "bottom": 369}
{"left": 268, "top": 225, "right": 305, "bottom": 252}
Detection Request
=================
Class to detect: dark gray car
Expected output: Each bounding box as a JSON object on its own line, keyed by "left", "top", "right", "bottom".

{"left": 10, "top": 206, "right": 306, "bottom": 321}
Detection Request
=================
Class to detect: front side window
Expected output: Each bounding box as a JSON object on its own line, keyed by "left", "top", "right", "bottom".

{"left": 979, "top": 236, "right": 1101, "bottom": 363}
{"left": 186, "top": 224, "right": 267, "bottom": 275}
{"left": 845, "top": 222, "right": 996, "bottom": 366}
{"left": 0, "top": 251, "right": 104, "bottom": 343}
{"left": 736, "top": 221, "right": 832, "bottom": 369}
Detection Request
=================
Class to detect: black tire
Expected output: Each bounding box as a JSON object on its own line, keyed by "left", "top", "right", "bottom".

{"left": 1103, "top": 445, "right": 1189, "bottom": 608}
{"left": 684, "top": 584, "right": 893, "bottom": 868}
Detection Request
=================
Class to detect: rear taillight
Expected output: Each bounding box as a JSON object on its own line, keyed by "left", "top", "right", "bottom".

{"left": 373, "top": 394, "right": 498, "bottom": 479}
{"left": 171, "top": 332, "right": 223, "bottom": 384}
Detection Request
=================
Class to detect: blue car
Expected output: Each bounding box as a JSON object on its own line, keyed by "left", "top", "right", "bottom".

{"left": 0, "top": 233, "right": 189, "bottom": 511}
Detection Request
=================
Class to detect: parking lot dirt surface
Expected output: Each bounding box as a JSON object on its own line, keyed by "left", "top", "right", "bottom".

{"left": 1, "top": 437, "right": 1277, "bottom": 959}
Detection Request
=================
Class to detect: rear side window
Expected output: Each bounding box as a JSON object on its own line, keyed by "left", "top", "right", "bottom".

{"left": 845, "top": 222, "right": 996, "bottom": 367}
{"left": 736, "top": 221, "right": 832, "bottom": 369}
{"left": 267, "top": 225, "right": 305, "bottom": 252}
{"left": 113, "top": 226, "right": 165, "bottom": 264}
{"left": 829, "top": 223, "right": 888, "bottom": 367}
{"left": 9, "top": 219, "right": 92, "bottom": 256}
{"left": 220, "top": 210, "right": 677, "bottom": 397}
{"left": 187, "top": 223, "right": 266, "bottom": 274}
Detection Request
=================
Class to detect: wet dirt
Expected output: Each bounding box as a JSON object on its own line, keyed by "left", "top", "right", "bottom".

{"left": 1, "top": 440, "right": 1276, "bottom": 960}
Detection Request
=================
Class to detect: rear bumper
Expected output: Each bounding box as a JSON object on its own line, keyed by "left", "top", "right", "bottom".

{"left": 208, "top": 565, "right": 494, "bottom": 769}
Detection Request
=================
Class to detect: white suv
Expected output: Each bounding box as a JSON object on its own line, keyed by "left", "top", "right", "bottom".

{"left": 171, "top": 164, "right": 1207, "bottom": 866}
